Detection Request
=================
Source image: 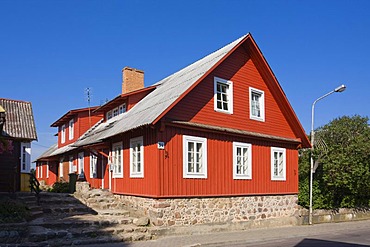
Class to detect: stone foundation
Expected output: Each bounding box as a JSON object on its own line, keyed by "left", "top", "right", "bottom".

{"left": 115, "top": 194, "right": 299, "bottom": 227}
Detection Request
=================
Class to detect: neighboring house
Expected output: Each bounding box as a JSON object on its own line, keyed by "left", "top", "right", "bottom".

{"left": 38, "top": 33, "right": 310, "bottom": 226}
{"left": 0, "top": 98, "right": 37, "bottom": 192}
{"left": 35, "top": 107, "right": 103, "bottom": 186}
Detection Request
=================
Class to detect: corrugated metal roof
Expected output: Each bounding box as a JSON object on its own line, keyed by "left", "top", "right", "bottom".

{"left": 35, "top": 143, "right": 77, "bottom": 161}
{"left": 34, "top": 143, "right": 58, "bottom": 161}
{"left": 74, "top": 34, "right": 248, "bottom": 147}
{"left": 0, "top": 98, "right": 37, "bottom": 140}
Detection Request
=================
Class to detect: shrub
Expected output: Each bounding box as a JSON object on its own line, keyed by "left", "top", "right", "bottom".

{"left": 0, "top": 197, "right": 30, "bottom": 223}
{"left": 49, "top": 181, "right": 69, "bottom": 193}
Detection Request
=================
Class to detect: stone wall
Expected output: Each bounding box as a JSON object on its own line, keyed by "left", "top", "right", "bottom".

{"left": 115, "top": 194, "right": 298, "bottom": 227}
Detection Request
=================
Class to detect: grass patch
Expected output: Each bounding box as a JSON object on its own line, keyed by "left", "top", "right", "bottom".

{"left": 0, "top": 197, "right": 30, "bottom": 223}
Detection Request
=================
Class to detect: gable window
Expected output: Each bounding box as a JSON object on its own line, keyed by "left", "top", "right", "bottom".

{"left": 90, "top": 153, "right": 98, "bottom": 178}
{"left": 69, "top": 119, "right": 74, "bottom": 140}
{"left": 78, "top": 152, "right": 84, "bottom": 175}
{"left": 214, "top": 77, "right": 233, "bottom": 114}
{"left": 61, "top": 124, "right": 66, "bottom": 143}
{"left": 112, "top": 142, "right": 123, "bottom": 178}
{"left": 271, "top": 147, "right": 286, "bottom": 181}
{"left": 69, "top": 156, "right": 74, "bottom": 173}
{"left": 20, "top": 142, "right": 31, "bottom": 173}
{"left": 233, "top": 142, "right": 252, "bottom": 179}
{"left": 249, "top": 87, "right": 265, "bottom": 121}
{"left": 59, "top": 158, "right": 64, "bottom": 178}
{"left": 119, "top": 104, "right": 126, "bottom": 114}
{"left": 183, "top": 135, "right": 207, "bottom": 179}
{"left": 130, "top": 136, "right": 144, "bottom": 178}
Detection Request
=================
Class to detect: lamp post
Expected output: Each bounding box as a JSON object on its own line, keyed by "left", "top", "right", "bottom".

{"left": 309, "top": 84, "right": 346, "bottom": 225}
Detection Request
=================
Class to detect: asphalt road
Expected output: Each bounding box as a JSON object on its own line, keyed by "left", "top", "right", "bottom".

{"left": 82, "top": 219, "right": 370, "bottom": 247}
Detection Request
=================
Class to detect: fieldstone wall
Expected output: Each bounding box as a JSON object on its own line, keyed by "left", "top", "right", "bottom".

{"left": 115, "top": 194, "right": 298, "bottom": 227}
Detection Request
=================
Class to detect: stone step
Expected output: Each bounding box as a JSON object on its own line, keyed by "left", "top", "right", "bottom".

{"left": 42, "top": 205, "right": 94, "bottom": 214}
{"left": 97, "top": 209, "right": 130, "bottom": 216}
{"left": 29, "top": 210, "right": 43, "bottom": 220}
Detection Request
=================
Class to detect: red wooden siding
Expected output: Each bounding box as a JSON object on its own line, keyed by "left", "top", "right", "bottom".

{"left": 109, "top": 127, "right": 160, "bottom": 197}
{"left": 159, "top": 125, "right": 298, "bottom": 197}
{"left": 166, "top": 44, "right": 296, "bottom": 140}
{"left": 127, "top": 90, "right": 153, "bottom": 110}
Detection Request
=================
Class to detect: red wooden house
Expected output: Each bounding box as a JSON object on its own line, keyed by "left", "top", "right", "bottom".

{"left": 35, "top": 107, "right": 103, "bottom": 186}
{"left": 38, "top": 33, "right": 310, "bottom": 227}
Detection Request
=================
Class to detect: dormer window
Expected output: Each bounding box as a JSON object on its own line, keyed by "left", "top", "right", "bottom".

{"left": 106, "top": 103, "right": 127, "bottom": 121}
{"left": 119, "top": 103, "right": 126, "bottom": 114}
{"left": 106, "top": 110, "right": 113, "bottom": 120}
{"left": 69, "top": 119, "right": 74, "bottom": 140}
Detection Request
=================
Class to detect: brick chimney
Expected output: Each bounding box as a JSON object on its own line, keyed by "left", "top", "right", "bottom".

{"left": 122, "top": 67, "right": 144, "bottom": 94}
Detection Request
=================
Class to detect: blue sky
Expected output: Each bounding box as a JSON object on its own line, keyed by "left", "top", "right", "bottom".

{"left": 1, "top": 0, "right": 369, "bottom": 161}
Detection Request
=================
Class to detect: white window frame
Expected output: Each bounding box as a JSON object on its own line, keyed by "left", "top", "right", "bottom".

{"left": 183, "top": 135, "right": 207, "bottom": 179}
{"left": 69, "top": 119, "right": 74, "bottom": 140}
{"left": 61, "top": 124, "right": 66, "bottom": 143}
{"left": 59, "top": 158, "right": 64, "bottom": 178}
{"left": 112, "top": 107, "right": 119, "bottom": 117}
{"left": 78, "top": 152, "right": 84, "bottom": 175}
{"left": 249, "top": 87, "right": 265, "bottom": 122}
{"left": 119, "top": 103, "right": 126, "bottom": 114}
{"left": 214, "top": 77, "right": 233, "bottom": 114}
{"left": 40, "top": 163, "right": 43, "bottom": 178}
{"left": 130, "top": 136, "right": 144, "bottom": 178}
{"left": 69, "top": 156, "right": 74, "bottom": 174}
{"left": 111, "top": 142, "right": 123, "bottom": 178}
{"left": 90, "top": 153, "right": 98, "bottom": 178}
{"left": 271, "top": 147, "right": 286, "bottom": 181}
{"left": 106, "top": 110, "right": 113, "bottom": 120}
{"left": 233, "top": 142, "right": 252, "bottom": 180}
{"left": 46, "top": 161, "right": 49, "bottom": 178}
{"left": 20, "top": 142, "right": 31, "bottom": 173}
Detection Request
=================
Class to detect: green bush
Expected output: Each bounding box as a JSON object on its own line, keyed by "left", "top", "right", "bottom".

{"left": 49, "top": 181, "right": 69, "bottom": 193}
{"left": 0, "top": 197, "right": 30, "bottom": 223}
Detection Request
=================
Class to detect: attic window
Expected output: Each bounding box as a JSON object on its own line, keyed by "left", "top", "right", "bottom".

{"left": 214, "top": 77, "right": 233, "bottom": 114}
{"left": 249, "top": 87, "right": 265, "bottom": 122}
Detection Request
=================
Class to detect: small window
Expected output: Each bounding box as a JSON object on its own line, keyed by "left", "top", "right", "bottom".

{"left": 233, "top": 142, "right": 252, "bottom": 179}
{"left": 130, "top": 136, "right": 144, "bottom": 178}
{"left": 106, "top": 110, "right": 113, "bottom": 120}
{"left": 90, "top": 153, "right": 98, "bottom": 178}
{"left": 112, "top": 107, "right": 119, "bottom": 117}
{"left": 183, "top": 135, "right": 207, "bottom": 179}
{"left": 214, "top": 77, "right": 233, "bottom": 114}
{"left": 69, "top": 119, "right": 74, "bottom": 140}
{"left": 78, "top": 152, "right": 84, "bottom": 175}
{"left": 69, "top": 156, "right": 74, "bottom": 174}
{"left": 20, "top": 142, "right": 31, "bottom": 173}
{"left": 271, "top": 147, "right": 286, "bottom": 181}
{"left": 61, "top": 125, "right": 66, "bottom": 143}
{"left": 119, "top": 104, "right": 126, "bottom": 114}
{"left": 59, "top": 158, "right": 64, "bottom": 178}
{"left": 112, "top": 142, "right": 123, "bottom": 178}
{"left": 249, "top": 87, "right": 265, "bottom": 121}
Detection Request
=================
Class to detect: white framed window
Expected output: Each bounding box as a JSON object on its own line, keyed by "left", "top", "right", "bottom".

{"left": 130, "top": 136, "right": 144, "bottom": 178}
{"left": 20, "top": 142, "right": 31, "bottom": 173}
{"left": 59, "top": 158, "right": 64, "bottom": 178}
{"left": 249, "top": 87, "right": 265, "bottom": 122}
{"left": 119, "top": 103, "right": 126, "bottom": 114}
{"left": 61, "top": 124, "right": 66, "bottom": 143}
{"left": 40, "top": 164, "right": 43, "bottom": 178}
{"left": 90, "top": 153, "right": 98, "bottom": 178}
{"left": 214, "top": 77, "right": 233, "bottom": 114}
{"left": 112, "top": 107, "right": 119, "bottom": 117}
{"left": 78, "top": 152, "right": 84, "bottom": 175}
{"left": 112, "top": 142, "right": 123, "bottom": 178}
{"left": 69, "top": 119, "right": 74, "bottom": 140}
{"left": 46, "top": 161, "right": 49, "bottom": 178}
{"left": 183, "top": 135, "right": 207, "bottom": 179}
{"left": 271, "top": 147, "right": 286, "bottom": 181}
{"left": 106, "top": 110, "right": 113, "bottom": 120}
{"left": 69, "top": 156, "right": 74, "bottom": 174}
{"left": 233, "top": 142, "right": 252, "bottom": 179}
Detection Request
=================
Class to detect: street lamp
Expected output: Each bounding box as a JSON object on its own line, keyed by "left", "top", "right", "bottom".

{"left": 309, "top": 84, "right": 346, "bottom": 225}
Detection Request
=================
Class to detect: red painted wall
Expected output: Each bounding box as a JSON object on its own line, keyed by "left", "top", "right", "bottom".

{"left": 165, "top": 44, "right": 296, "bottom": 140}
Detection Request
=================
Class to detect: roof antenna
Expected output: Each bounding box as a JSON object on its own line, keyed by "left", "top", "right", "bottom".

{"left": 85, "top": 87, "right": 92, "bottom": 127}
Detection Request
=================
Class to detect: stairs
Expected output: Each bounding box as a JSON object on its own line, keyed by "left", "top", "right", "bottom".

{"left": 0, "top": 191, "right": 155, "bottom": 246}
{"left": 16, "top": 193, "right": 43, "bottom": 220}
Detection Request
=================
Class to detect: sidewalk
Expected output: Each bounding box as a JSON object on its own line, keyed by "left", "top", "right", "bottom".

{"left": 126, "top": 219, "right": 370, "bottom": 247}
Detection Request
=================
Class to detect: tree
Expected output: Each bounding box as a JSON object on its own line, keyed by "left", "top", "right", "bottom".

{"left": 0, "top": 138, "right": 13, "bottom": 154}
{"left": 299, "top": 115, "right": 370, "bottom": 209}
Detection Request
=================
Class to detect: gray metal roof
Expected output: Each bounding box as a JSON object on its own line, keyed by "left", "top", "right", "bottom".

{"left": 34, "top": 143, "right": 58, "bottom": 161}
{"left": 35, "top": 143, "right": 77, "bottom": 161}
{"left": 0, "top": 98, "right": 37, "bottom": 140}
{"left": 74, "top": 34, "right": 248, "bottom": 147}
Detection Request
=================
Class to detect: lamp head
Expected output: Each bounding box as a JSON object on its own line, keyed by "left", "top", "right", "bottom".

{"left": 334, "top": 84, "right": 346, "bottom": 93}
